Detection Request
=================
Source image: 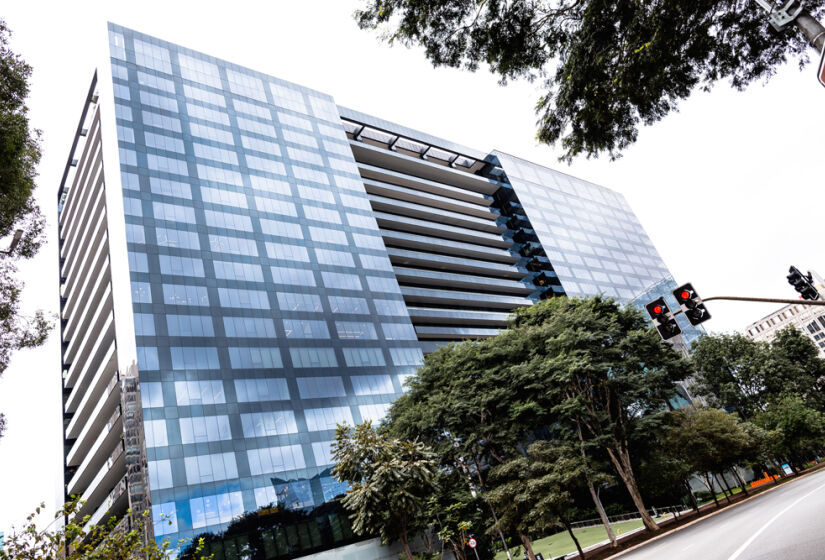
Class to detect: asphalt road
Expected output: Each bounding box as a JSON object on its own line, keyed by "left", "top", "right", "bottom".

{"left": 619, "top": 468, "right": 825, "bottom": 560}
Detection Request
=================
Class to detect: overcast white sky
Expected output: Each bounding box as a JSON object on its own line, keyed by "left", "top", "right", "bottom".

{"left": 0, "top": 0, "right": 823, "bottom": 535}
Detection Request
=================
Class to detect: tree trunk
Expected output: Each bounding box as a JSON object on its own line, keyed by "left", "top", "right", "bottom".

{"left": 588, "top": 482, "right": 617, "bottom": 547}
{"left": 519, "top": 531, "right": 537, "bottom": 560}
{"left": 794, "top": 9, "right": 825, "bottom": 52}
{"left": 562, "top": 517, "right": 585, "bottom": 559}
{"left": 577, "top": 422, "right": 617, "bottom": 547}
{"left": 683, "top": 479, "right": 699, "bottom": 513}
{"left": 717, "top": 473, "right": 733, "bottom": 504}
{"left": 400, "top": 535, "right": 415, "bottom": 560}
{"left": 732, "top": 468, "right": 749, "bottom": 496}
{"left": 606, "top": 447, "right": 659, "bottom": 531}
{"left": 702, "top": 473, "right": 720, "bottom": 509}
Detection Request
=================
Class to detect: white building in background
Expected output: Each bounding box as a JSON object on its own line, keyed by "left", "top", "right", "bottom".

{"left": 745, "top": 303, "right": 825, "bottom": 356}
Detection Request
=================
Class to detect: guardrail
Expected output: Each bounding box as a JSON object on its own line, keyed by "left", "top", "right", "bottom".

{"left": 569, "top": 504, "right": 690, "bottom": 530}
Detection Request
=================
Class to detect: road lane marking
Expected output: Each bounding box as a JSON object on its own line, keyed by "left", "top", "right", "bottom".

{"left": 727, "top": 479, "right": 825, "bottom": 560}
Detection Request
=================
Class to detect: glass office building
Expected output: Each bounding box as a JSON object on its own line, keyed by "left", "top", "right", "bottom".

{"left": 57, "top": 24, "right": 678, "bottom": 559}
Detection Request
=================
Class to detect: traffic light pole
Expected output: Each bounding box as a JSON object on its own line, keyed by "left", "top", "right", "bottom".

{"left": 699, "top": 295, "right": 825, "bottom": 306}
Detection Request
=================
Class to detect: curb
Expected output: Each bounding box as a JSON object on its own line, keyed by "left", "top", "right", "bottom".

{"left": 602, "top": 466, "right": 825, "bottom": 559}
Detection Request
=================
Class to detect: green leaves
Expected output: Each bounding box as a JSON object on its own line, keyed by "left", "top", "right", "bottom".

{"left": 332, "top": 422, "right": 439, "bottom": 557}
{"left": 0, "top": 501, "right": 211, "bottom": 560}
{"left": 0, "top": 20, "right": 51, "bottom": 436}
{"left": 355, "top": 0, "right": 824, "bottom": 160}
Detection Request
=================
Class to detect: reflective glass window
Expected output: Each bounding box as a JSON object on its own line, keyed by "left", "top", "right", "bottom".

{"left": 156, "top": 227, "right": 200, "bottom": 249}
{"left": 247, "top": 445, "right": 306, "bottom": 476}
{"left": 296, "top": 377, "right": 346, "bottom": 399}
{"left": 223, "top": 316, "right": 276, "bottom": 338}
{"left": 163, "top": 284, "right": 209, "bottom": 306}
{"left": 149, "top": 177, "right": 191, "bottom": 199}
{"left": 179, "top": 415, "right": 232, "bottom": 443}
{"left": 137, "top": 346, "right": 159, "bottom": 369}
{"left": 282, "top": 319, "right": 330, "bottom": 339}
{"left": 141, "top": 382, "right": 164, "bottom": 407}
{"left": 390, "top": 347, "right": 424, "bottom": 366}
{"left": 189, "top": 491, "right": 244, "bottom": 530}
{"left": 321, "top": 272, "right": 361, "bottom": 291}
{"left": 335, "top": 321, "right": 377, "bottom": 340}
{"left": 213, "top": 260, "right": 264, "bottom": 282}
{"left": 241, "top": 411, "right": 298, "bottom": 437}
{"left": 131, "top": 281, "right": 152, "bottom": 303}
{"left": 175, "top": 380, "right": 226, "bottom": 405}
{"left": 218, "top": 287, "right": 270, "bottom": 309}
{"left": 289, "top": 347, "right": 337, "bottom": 368}
{"left": 351, "top": 375, "right": 395, "bottom": 396}
{"left": 228, "top": 347, "right": 283, "bottom": 369}
{"left": 133, "top": 313, "right": 155, "bottom": 336}
{"left": 259, "top": 218, "right": 303, "bottom": 239}
{"left": 315, "top": 248, "right": 354, "bottom": 267}
{"left": 148, "top": 459, "right": 173, "bottom": 490}
{"left": 270, "top": 267, "right": 316, "bottom": 286}
{"left": 159, "top": 255, "right": 204, "bottom": 277}
{"left": 327, "top": 296, "right": 368, "bottom": 314}
{"left": 342, "top": 347, "right": 386, "bottom": 367}
{"left": 144, "top": 419, "right": 168, "bottom": 447}
{"left": 265, "top": 242, "right": 309, "bottom": 262}
{"left": 373, "top": 299, "right": 407, "bottom": 316}
{"left": 184, "top": 452, "right": 238, "bottom": 484}
{"left": 304, "top": 407, "right": 353, "bottom": 431}
{"left": 380, "top": 322, "right": 417, "bottom": 341}
{"left": 170, "top": 347, "right": 220, "bottom": 370}
{"left": 166, "top": 314, "right": 215, "bottom": 337}
{"left": 234, "top": 378, "right": 290, "bottom": 402}
{"left": 209, "top": 234, "right": 258, "bottom": 256}
{"left": 277, "top": 292, "right": 322, "bottom": 312}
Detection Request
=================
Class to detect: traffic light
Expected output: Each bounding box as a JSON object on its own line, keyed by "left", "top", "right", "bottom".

{"left": 672, "top": 283, "right": 711, "bottom": 326}
{"left": 644, "top": 297, "right": 682, "bottom": 340}
{"left": 787, "top": 266, "right": 820, "bottom": 301}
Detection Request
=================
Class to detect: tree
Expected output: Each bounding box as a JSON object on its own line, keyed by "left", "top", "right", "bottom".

{"left": 0, "top": 20, "right": 51, "bottom": 436}
{"left": 511, "top": 296, "right": 692, "bottom": 531}
{"left": 387, "top": 297, "right": 690, "bottom": 539}
{"left": 332, "top": 422, "right": 439, "bottom": 560}
{"left": 690, "top": 334, "right": 769, "bottom": 420}
{"left": 355, "top": 1, "right": 825, "bottom": 161}
{"left": 0, "top": 501, "right": 209, "bottom": 560}
{"left": 421, "top": 471, "right": 489, "bottom": 560}
{"left": 487, "top": 440, "right": 590, "bottom": 560}
{"left": 762, "top": 327, "right": 825, "bottom": 409}
{"left": 754, "top": 394, "right": 825, "bottom": 471}
{"left": 661, "top": 407, "right": 756, "bottom": 507}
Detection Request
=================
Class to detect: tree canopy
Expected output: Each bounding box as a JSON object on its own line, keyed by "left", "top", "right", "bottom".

{"left": 387, "top": 296, "right": 692, "bottom": 544}
{"left": 332, "top": 422, "right": 439, "bottom": 560}
{"left": 0, "top": 20, "right": 50, "bottom": 436}
{"left": 355, "top": 0, "right": 825, "bottom": 160}
{"left": 0, "top": 501, "right": 209, "bottom": 560}
{"left": 691, "top": 329, "right": 825, "bottom": 420}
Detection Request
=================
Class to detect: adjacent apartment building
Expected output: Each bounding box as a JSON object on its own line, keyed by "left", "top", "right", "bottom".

{"left": 57, "top": 24, "right": 677, "bottom": 559}
{"left": 745, "top": 303, "right": 825, "bottom": 357}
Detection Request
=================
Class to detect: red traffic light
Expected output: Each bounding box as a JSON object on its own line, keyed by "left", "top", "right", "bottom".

{"left": 653, "top": 305, "right": 663, "bottom": 314}
{"left": 679, "top": 290, "right": 690, "bottom": 300}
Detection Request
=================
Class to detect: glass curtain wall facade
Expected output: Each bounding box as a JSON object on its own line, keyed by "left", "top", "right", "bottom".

{"left": 58, "top": 23, "right": 679, "bottom": 560}
{"left": 493, "top": 152, "right": 671, "bottom": 302}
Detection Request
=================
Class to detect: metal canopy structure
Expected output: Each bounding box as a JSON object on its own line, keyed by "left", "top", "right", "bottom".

{"left": 340, "top": 117, "right": 486, "bottom": 174}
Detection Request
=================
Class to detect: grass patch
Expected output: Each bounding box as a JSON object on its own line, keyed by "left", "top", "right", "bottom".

{"left": 494, "top": 519, "right": 647, "bottom": 560}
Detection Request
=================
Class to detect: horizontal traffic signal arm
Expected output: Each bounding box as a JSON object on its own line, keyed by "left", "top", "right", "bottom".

{"left": 699, "top": 295, "right": 825, "bottom": 306}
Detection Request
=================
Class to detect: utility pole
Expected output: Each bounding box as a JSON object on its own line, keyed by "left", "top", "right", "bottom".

{"left": 752, "top": 0, "right": 825, "bottom": 52}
